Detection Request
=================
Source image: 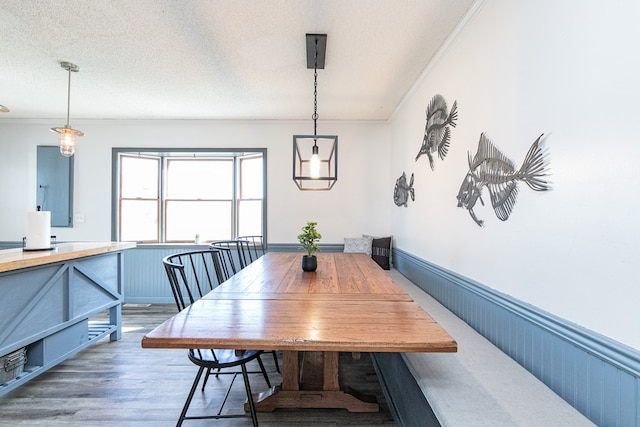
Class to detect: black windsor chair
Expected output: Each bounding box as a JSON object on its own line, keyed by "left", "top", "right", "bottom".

{"left": 163, "top": 249, "right": 271, "bottom": 427}
{"left": 209, "top": 239, "right": 280, "bottom": 374}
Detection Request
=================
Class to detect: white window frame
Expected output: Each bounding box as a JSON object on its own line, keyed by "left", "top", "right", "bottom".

{"left": 111, "top": 148, "right": 266, "bottom": 244}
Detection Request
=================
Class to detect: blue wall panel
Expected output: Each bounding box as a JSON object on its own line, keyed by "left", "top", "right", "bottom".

{"left": 393, "top": 248, "right": 640, "bottom": 427}
{"left": 122, "top": 246, "right": 183, "bottom": 304}
{"left": 620, "top": 372, "right": 638, "bottom": 426}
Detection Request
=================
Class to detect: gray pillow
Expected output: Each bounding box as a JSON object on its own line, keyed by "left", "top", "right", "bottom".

{"left": 343, "top": 236, "right": 373, "bottom": 255}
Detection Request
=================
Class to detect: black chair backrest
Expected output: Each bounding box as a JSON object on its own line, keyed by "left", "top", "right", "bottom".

{"left": 206, "top": 244, "right": 238, "bottom": 280}
{"left": 163, "top": 249, "right": 226, "bottom": 312}
{"left": 209, "top": 240, "right": 250, "bottom": 270}
{"left": 237, "top": 235, "right": 265, "bottom": 263}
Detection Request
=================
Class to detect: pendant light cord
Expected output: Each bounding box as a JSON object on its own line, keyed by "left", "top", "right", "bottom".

{"left": 313, "top": 38, "right": 318, "bottom": 137}
{"left": 65, "top": 67, "right": 72, "bottom": 127}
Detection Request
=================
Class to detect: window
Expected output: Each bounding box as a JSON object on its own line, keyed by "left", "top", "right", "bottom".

{"left": 119, "top": 155, "right": 160, "bottom": 242}
{"left": 112, "top": 149, "right": 265, "bottom": 243}
{"left": 165, "top": 158, "right": 234, "bottom": 242}
{"left": 238, "top": 155, "right": 263, "bottom": 237}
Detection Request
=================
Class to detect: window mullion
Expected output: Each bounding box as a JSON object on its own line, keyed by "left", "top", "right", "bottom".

{"left": 232, "top": 156, "right": 238, "bottom": 239}
{"left": 159, "top": 156, "right": 167, "bottom": 242}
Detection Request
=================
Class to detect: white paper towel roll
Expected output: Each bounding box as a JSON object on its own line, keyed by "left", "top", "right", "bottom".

{"left": 26, "top": 211, "right": 51, "bottom": 249}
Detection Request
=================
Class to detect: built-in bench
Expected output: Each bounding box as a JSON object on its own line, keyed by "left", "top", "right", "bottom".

{"left": 373, "top": 270, "right": 595, "bottom": 427}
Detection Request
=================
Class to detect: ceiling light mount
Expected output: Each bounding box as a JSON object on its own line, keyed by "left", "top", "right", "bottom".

{"left": 60, "top": 61, "right": 79, "bottom": 73}
{"left": 306, "top": 34, "right": 327, "bottom": 69}
{"left": 50, "top": 61, "right": 84, "bottom": 157}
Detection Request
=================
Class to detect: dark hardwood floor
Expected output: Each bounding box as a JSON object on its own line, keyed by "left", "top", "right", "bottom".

{"left": 0, "top": 304, "right": 395, "bottom": 426}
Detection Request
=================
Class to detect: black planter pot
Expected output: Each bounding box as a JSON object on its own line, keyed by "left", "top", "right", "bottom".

{"left": 301, "top": 255, "right": 317, "bottom": 272}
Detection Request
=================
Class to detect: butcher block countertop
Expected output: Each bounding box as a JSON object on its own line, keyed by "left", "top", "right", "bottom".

{"left": 0, "top": 241, "right": 136, "bottom": 273}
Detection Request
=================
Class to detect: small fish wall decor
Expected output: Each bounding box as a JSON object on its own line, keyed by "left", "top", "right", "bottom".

{"left": 456, "top": 133, "right": 551, "bottom": 227}
{"left": 415, "top": 94, "right": 458, "bottom": 170}
{"left": 393, "top": 172, "right": 415, "bottom": 207}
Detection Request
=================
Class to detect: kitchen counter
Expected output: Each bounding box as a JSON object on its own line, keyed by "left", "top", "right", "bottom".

{"left": 0, "top": 241, "right": 135, "bottom": 395}
{"left": 0, "top": 241, "right": 135, "bottom": 273}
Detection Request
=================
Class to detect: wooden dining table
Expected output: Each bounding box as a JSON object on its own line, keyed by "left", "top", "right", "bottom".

{"left": 142, "top": 252, "right": 457, "bottom": 412}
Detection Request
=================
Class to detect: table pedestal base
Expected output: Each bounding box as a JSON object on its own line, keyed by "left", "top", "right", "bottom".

{"left": 246, "top": 350, "right": 379, "bottom": 413}
{"left": 249, "top": 387, "right": 379, "bottom": 412}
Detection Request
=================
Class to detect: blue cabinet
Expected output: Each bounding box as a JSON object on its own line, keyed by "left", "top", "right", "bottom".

{"left": 0, "top": 250, "right": 124, "bottom": 395}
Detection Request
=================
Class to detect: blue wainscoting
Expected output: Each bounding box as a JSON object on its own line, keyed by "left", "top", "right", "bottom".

{"left": 122, "top": 245, "right": 194, "bottom": 304}
{"left": 393, "top": 248, "right": 640, "bottom": 427}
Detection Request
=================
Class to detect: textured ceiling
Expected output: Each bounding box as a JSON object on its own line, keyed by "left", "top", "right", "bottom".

{"left": 0, "top": 0, "right": 474, "bottom": 121}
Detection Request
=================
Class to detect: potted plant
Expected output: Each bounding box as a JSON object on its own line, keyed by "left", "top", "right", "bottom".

{"left": 297, "top": 220, "right": 321, "bottom": 271}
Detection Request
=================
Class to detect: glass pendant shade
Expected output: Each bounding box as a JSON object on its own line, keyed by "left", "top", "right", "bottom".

{"left": 53, "top": 125, "right": 84, "bottom": 157}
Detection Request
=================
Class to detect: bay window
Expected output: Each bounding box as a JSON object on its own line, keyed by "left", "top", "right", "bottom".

{"left": 112, "top": 149, "right": 265, "bottom": 243}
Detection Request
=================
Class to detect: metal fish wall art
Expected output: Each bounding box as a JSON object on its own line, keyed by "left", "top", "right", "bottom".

{"left": 393, "top": 172, "right": 415, "bottom": 207}
{"left": 415, "top": 94, "right": 458, "bottom": 170}
{"left": 456, "top": 133, "right": 551, "bottom": 227}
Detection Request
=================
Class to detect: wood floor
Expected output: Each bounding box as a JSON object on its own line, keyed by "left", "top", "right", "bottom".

{"left": 0, "top": 304, "right": 396, "bottom": 426}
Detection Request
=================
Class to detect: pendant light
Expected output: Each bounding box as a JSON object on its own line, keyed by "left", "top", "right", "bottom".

{"left": 293, "top": 34, "right": 338, "bottom": 191}
{"left": 0, "top": 104, "right": 9, "bottom": 113}
{"left": 51, "top": 62, "right": 84, "bottom": 157}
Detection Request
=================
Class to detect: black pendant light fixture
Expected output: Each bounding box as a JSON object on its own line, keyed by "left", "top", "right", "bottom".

{"left": 293, "top": 34, "right": 338, "bottom": 191}
{"left": 51, "top": 61, "right": 84, "bottom": 157}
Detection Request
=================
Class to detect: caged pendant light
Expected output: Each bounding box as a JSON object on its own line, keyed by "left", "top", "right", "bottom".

{"left": 50, "top": 62, "right": 84, "bottom": 157}
{"left": 293, "top": 34, "right": 338, "bottom": 191}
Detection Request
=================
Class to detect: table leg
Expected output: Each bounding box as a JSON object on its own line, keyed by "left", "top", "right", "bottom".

{"left": 249, "top": 351, "right": 379, "bottom": 412}
{"left": 282, "top": 350, "right": 299, "bottom": 390}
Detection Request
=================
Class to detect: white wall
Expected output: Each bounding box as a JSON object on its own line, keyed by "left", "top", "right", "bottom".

{"left": 390, "top": 0, "right": 640, "bottom": 350}
{"left": 0, "top": 119, "right": 391, "bottom": 245}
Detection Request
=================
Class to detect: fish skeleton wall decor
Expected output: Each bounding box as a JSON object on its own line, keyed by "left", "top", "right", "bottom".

{"left": 415, "top": 94, "right": 458, "bottom": 170}
{"left": 456, "top": 133, "right": 551, "bottom": 227}
{"left": 393, "top": 172, "right": 415, "bottom": 207}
